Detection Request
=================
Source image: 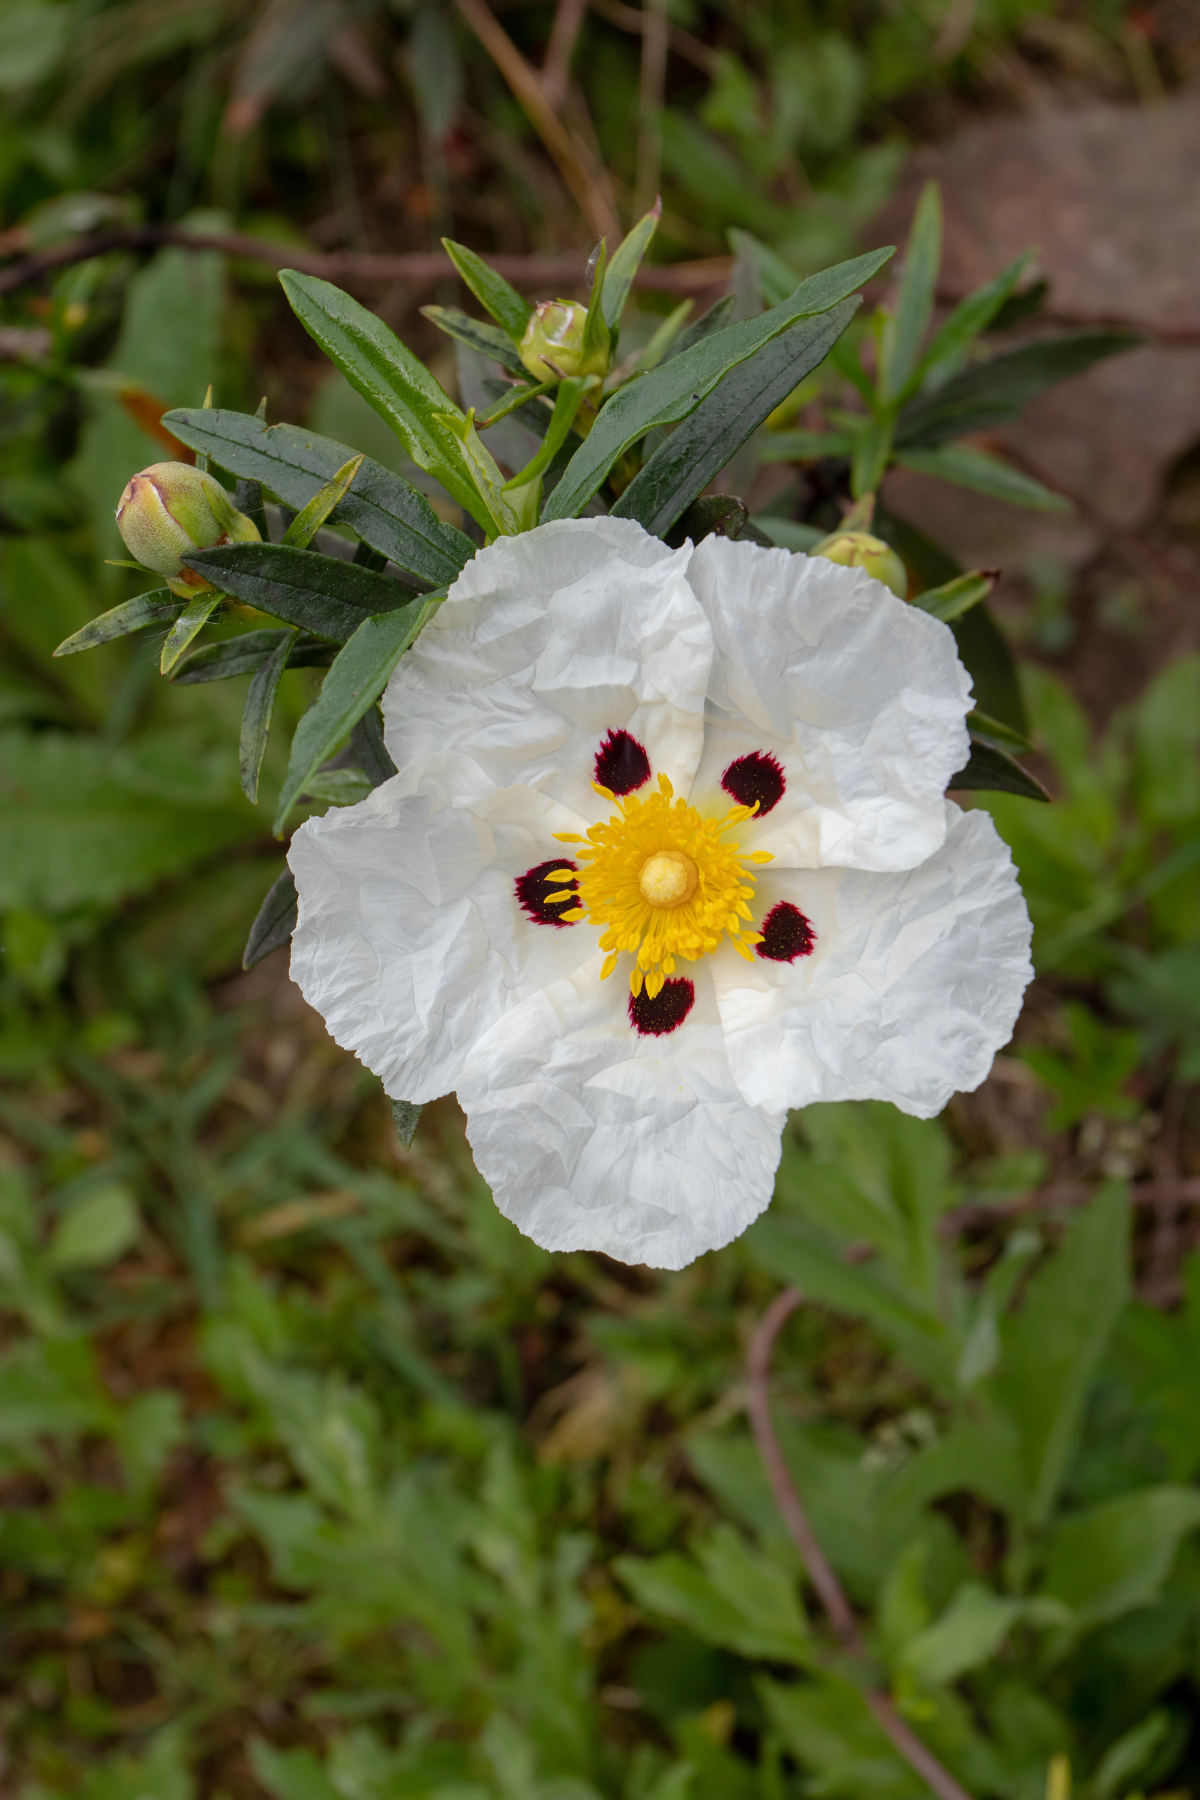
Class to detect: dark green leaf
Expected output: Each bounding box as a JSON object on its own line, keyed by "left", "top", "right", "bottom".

{"left": 602, "top": 198, "right": 661, "bottom": 328}
{"left": 160, "top": 592, "right": 222, "bottom": 676}
{"left": 420, "top": 305, "right": 526, "bottom": 374}
{"left": 389, "top": 1097, "right": 423, "bottom": 1149}
{"left": 441, "top": 238, "right": 533, "bottom": 342}
{"left": 850, "top": 413, "right": 894, "bottom": 500}
{"left": 478, "top": 379, "right": 553, "bottom": 428}
{"left": 350, "top": 707, "right": 398, "bottom": 788}
{"left": 950, "top": 740, "right": 1050, "bottom": 801}
{"left": 896, "top": 445, "right": 1071, "bottom": 513}
{"left": 951, "top": 603, "right": 1028, "bottom": 734}
{"left": 274, "top": 594, "right": 442, "bottom": 832}
{"left": 896, "top": 332, "right": 1141, "bottom": 448}
{"left": 162, "top": 408, "right": 474, "bottom": 587}
{"left": 544, "top": 248, "right": 893, "bottom": 520}
{"left": 183, "top": 544, "right": 416, "bottom": 643}
{"left": 283, "top": 454, "right": 366, "bottom": 547}
{"left": 503, "top": 375, "right": 594, "bottom": 491}
{"left": 758, "top": 429, "right": 853, "bottom": 463}
{"left": 240, "top": 631, "right": 295, "bottom": 804}
{"left": 663, "top": 494, "right": 747, "bottom": 549}
{"left": 234, "top": 474, "right": 269, "bottom": 540}
{"left": 610, "top": 298, "right": 859, "bottom": 537}
{"left": 911, "top": 570, "right": 997, "bottom": 623}
{"left": 53, "top": 590, "right": 183, "bottom": 657}
{"left": 580, "top": 239, "right": 610, "bottom": 370}
{"left": 989, "top": 278, "right": 1049, "bottom": 334}
{"left": 664, "top": 294, "right": 735, "bottom": 361}
{"left": 967, "top": 709, "right": 1034, "bottom": 755}
{"left": 915, "top": 251, "right": 1033, "bottom": 391}
{"left": 172, "top": 630, "right": 335, "bottom": 684}
{"left": 878, "top": 180, "right": 941, "bottom": 403}
{"left": 242, "top": 869, "right": 299, "bottom": 969}
{"left": 279, "top": 272, "right": 488, "bottom": 526}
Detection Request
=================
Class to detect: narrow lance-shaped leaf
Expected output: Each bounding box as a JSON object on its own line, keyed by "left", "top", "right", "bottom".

{"left": 54, "top": 589, "right": 183, "bottom": 657}
{"left": 967, "top": 709, "right": 1034, "bottom": 755}
{"left": 878, "top": 181, "right": 942, "bottom": 403}
{"left": 283, "top": 454, "right": 366, "bottom": 548}
{"left": 163, "top": 408, "right": 474, "bottom": 587}
{"left": 915, "top": 251, "right": 1033, "bottom": 393}
{"left": 279, "top": 271, "right": 491, "bottom": 529}
{"left": 274, "top": 592, "right": 444, "bottom": 833}
{"left": 579, "top": 239, "right": 610, "bottom": 372}
{"left": 758, "top": 428, "right": 854, "bottom": 463}
{"left": 184, "top": 543, "right": 417, "bottom": 642}
{"left": 350, "top": 707, "right": 398, "bottom": 787}
{"left": 664, "top": 294, "right": 735, "bottom": 362}
{"left": 896, "top": 331, "right": 1141, "bottom": 448}
{"left": 851, "top": 414, "right": 894, "bottom": 500}
{"left": 160, "top": 592, "right": 222, "bottom": 676}
{"left": 544, "top": 246, "right": 895, "bottom": 520}
{"left": 435, "top": 410, "right": 537, "bottom": 535}
{"left": 172, "top": 630, "right": 335, "bottom": 684}
{"left": 638, "top": 299, "right": 694, "bottom": 371}
{"left": 613, "top": 300, "right": 859, "bottom": 538}
{"left": 243, "top": 869, "right": 299, "bottom": 970}
{"left": 895, "top": 444, "right": 1071, "bottom": 513}
{"left": 478, "top": 379, "right": 553, "bottom": 428}
{"left": 441, "top": 238, "right": 533, "bottom": 342}
{"left": 234, "top": 474, "right": 269, "bottom": 541}
{"left": 950, "top": 740, "right": 1050, "bottom": 802}
{"left": 911, "top": 569, "right": 997, "bottom": 623}
{"left": 601, "top": 197, "right": 661, "bottom": 329}
{"left": 420, "top": 305, "right": 526, "bottom": 374}
{"left": 503, "top": 376, "right": 596, "bottom": 492}
{"left": 390, "top": 1097, "right": 423, "bottom": 1149}
{"left": 240, "top": 630, "right": 296, "bottom": 804}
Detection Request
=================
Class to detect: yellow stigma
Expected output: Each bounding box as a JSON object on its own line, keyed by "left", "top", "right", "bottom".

{"left": 572, "top": 773, "right": 771, "bottom": 999}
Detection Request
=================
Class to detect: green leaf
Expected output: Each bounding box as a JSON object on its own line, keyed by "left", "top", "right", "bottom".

{"left": 240, "top": 630, "right": 295, "bottom": 804}
{"left": 435, "top": 408, "right": 536, "bottom": 535}
{"left": 477, "top": 379, "right": 554, "bottom": 428}
{"left": 951, "top": 740, "right": 1050, "bottom": 802}
{"left": 1042, "top": 1487, "right": 1200, "bottom": 1625}
{"left": 664, "top": 293, "right": 736, "bottom": 361}
{"left": 300, "top": 768, "right": 373, "bottom": 806}
{"left": 162, "top": 407, "right": 475, "bottom": 587}
{"left": 911, "top": 570, "right": 997, "bottom": 623}
{"left": 663, "top": 493, "right": 748, "bottom": 548}
{"left": 503, "top": 376, "right": 596, "bottom": 491}
{"left": 283, "top": 454, "right": 366, "bottom": 548}
{"left": 637, "top": 298, "right": 694, "bottom": 371}
{"left": 850, "top": 413, "right": 894, "bottom": 499}
{"left": 896, "top": 331, "right": 1141, "bottom": 448}
{"left": 750, "top": 516, "right": 824, "bottom": 552}
{"left": 992, "top": 1185, "right": 1130, "bottom": 1528}
{"left": 350, "top": 706, "right": 398, "bottom": 787}
{"left": 54, "top": 589, "right": 184, "bottom": 657}
{"left": 243, "top": 869, "right": 298, "bottom": 969}
{"left": 950, "top": 602, "right": 1028, "bottom": 734}
{"left": 545, "top": 248, "right": 893, "bottom": 520}
{"left": 899, "top": 1582, "right": 1025, "bottom": 1689}
{"left": 442, "top": 237, "right": 533, "bottom": 342}
{"left": 159, "top": 592, "right": 223, "bottom": 676}
{"left": 274, "top": 594, "right": 442, "bottom": 833}
{"left": 613, "top": 300, "right": 859, "bottom": 538}
{"left": 895, "top": 445, "right": 1071, "bottom": 513}
{"left": 915, "top": 251, "right": 1033, "bottom": 392}
{"left": 967, "top": 709, "right": 1034, "bottom": 755}
{"left": 617, "top": 1525, "right": 812, "bottom": 1665}
{"left": 602, "top": 199, "right": 661, "bottom": 329}
{"left": 580, "top": 238, "right": 611, "bottom": 371}
{"left": 279, "top": 271, "right": 490, "bottom": 527}
{"left": 172, "top": 630, "right": 335, "bottom": 685}
{"left": 421, "top": 304, "right": 526, "bottom": 374}
{"left": 183, "top": 544, "right": 416, "bottom": 643}
{"left": 758, "top": 428, "right": 854, "bottom": 463}
{"left": 389, "top": 1097, "right": 423, "bottom": 1149}
{"left": 48, "top": 1184, "right": 140, "bottom": 1270}
{"left": 878, "top": 180, "right": 942, "bottom": 403}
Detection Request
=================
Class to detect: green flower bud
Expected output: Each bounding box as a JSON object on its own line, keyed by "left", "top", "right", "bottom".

{"left": 810, "top": 529, "right": 908, "bottom": 600}
{"left": 116, "top": 461, "right": 260, "bottom": 593}
{"left": 519, "top": 300, "right": 607, "bottom": 383}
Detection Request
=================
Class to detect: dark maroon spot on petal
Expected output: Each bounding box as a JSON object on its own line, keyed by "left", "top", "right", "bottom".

{"left": 517, "top": 859, "right": 579, "bottom": 928}
{"left": 629, "top": 978, "right": 695, "bottom": 1037}
{"left": 756, "top": 902, "right": 815, "bottom": 963}
{"left": 596, "top": 728, "right": 651, "bottom": 795}
{"left": 721, "top": 751, "right": 785, "bottom": 816}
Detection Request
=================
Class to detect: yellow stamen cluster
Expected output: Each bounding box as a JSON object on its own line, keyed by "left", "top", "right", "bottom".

{"left": 546, "top": 774, "right": 773, "bottom": 998}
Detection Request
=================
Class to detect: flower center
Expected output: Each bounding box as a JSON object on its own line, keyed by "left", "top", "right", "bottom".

{"left": 549, "top": 773, "right": 773, "bottom": 999}
{"left": 638, "top": 850, "right": 697, "bottom": 907}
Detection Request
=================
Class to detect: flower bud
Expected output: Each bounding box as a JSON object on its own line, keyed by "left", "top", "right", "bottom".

{"left": 519, "top": 300, "right": 607, "bottom": 383}
{"left": 116, "top": 461, "right": 260, "bottom": 593}
{"left": 810, "top": 529, "right": 908, "bottom": 600}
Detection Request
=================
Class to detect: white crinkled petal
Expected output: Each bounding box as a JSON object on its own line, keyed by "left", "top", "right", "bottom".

{"left": 287, "top": 755, "right": 601, "bottom": 1105}
{"left": 457, "top": 958, "right": 785, "bottom": 1270}
{"left": 712, "top": 805, "right": 1033, "bottom": 1118}
{"left": 382, "top": 517, "right": 712, "bottom": 813}
{"left": 685, "top": 536, "right": 972, "bottom": 871}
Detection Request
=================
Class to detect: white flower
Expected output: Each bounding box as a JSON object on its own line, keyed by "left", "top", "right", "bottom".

{"left": 288, "top": 519, "right": 1033, "bottom": 1270}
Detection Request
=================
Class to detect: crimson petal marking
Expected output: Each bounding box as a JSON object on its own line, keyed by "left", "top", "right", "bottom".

{"left": 517, "top": 859, "right": 579, "bottom": 927}
{"left": 756, "top": 901, "right": 815, "bottom": 963}
{"left": 721, "top": 751, "right": 785, "bottom": 816}
{"left": 595, "top": 728, "right": 651, "bottom": 796}
{"left": 629, "top": 978, "right": 695, "bottom": 1037}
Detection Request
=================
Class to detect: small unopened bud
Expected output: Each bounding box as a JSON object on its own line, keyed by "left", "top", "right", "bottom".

{"left": 810, "top": 529, "right": 907, "bottom": 600}
{"left": 519, "top": 300, "right": 607, "bottom": 383}
{"left": 116, "top": 461, "right": 260, "bottom": 594}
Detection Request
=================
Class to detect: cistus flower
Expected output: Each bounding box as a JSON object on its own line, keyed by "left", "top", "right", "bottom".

{"left": 811, "top": 527, "right": 908, "bottom": 600}
{"left": 116, "top": 461, "right": 260, "bottom": 594}
{"left": 287, "top": 520, "right": 1032, "bottom": 1269}
{"left": 519, "top": 300, "right": 607, "bottom": 383}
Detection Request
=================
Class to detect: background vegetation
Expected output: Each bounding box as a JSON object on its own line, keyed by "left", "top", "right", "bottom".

{"left": 2, "top": 2, "right": 1200, "bottom": 1797}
